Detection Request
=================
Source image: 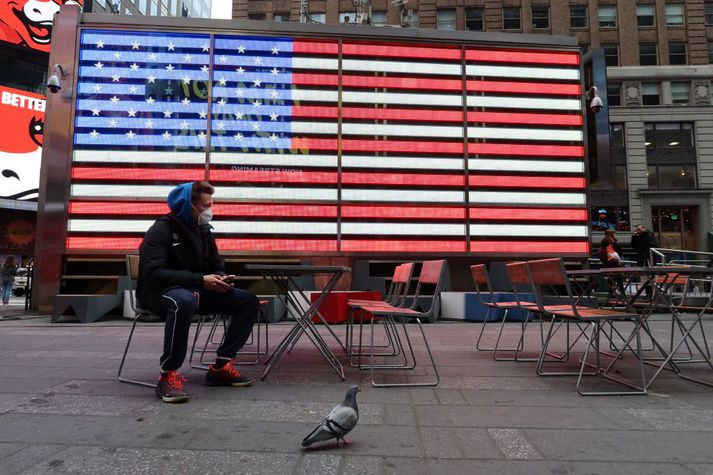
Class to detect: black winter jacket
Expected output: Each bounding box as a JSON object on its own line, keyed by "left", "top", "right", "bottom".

{"left": 631, "top": 230, "right": 658, "bottom": 266}
{"left": 137, "top": 214, "right": 225, "bottom": 316}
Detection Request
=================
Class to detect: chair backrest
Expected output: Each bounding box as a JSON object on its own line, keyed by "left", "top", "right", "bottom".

{"left": 470, "top": 264, "right": 488, "bottom": 286}
{"left": 525, "top": 258, "right": 575, "bottom": 313}
{"left": 407, "top": 260, "right": 446, "bottom": 316}
{"left": 126, "top": 254, "right": 140, "bottom": 280}
{"left": 125, "top": 254, "right": 141, "bottom": 313}
{"left": 392, "top": 262, "right": 415, "bottom": 307}
{"left": 419, "top": 260, "right": 445, "bottom": 284}
{"left": 526, "top": 258, "right": 568, "bottom": 287}
{"left": 654, "top": 266, "right": 689, "bottom": 286}
{"left": 505, "top": 261, "right": 529, "bottom": 285}
{"left": 383, "top": 264, "right": 402, "bottom": 304}
{"left": 504, "top": 261, "right": 533, "bottom": 306}
{"left": 470, "top": 264, "right": 494, "bottom": 300}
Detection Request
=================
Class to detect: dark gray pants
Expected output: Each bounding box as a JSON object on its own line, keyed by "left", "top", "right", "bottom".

{"left": 159, "top": 287, "right": 259, "bottom": 372}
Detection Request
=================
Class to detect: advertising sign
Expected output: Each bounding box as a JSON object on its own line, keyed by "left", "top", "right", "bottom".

{"left": 0, "top": 0, "right": 83, "bottom": 52}
{"left": 63, "top": 28, "right": 589, "bottom": 255}
{"left": 0, "top": 85, "right": 45, "bottom": 201}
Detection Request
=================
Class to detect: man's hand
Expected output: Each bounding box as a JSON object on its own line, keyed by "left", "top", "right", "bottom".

{"left": 203, "top": 274, "right": 232, "bottom": 293}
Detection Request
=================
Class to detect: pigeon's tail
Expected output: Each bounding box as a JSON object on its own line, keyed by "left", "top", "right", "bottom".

{"left": 301, "top": 426, "right": 322, "bottom": 447}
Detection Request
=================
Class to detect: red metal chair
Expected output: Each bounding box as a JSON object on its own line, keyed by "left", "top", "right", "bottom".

{"left": 526, "top": 258, "right": 646, "bottom": 396}
{"left": 358, "top": 259, "right": 447, "bottom": 387}
{"left": 346, "top": 263, "right": 414, "bottom": 367}
{"left": 471, "top": 263, "right": 539, "bottom": 362}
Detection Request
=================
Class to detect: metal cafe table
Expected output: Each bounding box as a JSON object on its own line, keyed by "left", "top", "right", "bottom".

{"left": 568, "top": 266, "right": 713, "bottom": 390}
{"left": 245, "top": 264, "right": 351, "bottom": 381}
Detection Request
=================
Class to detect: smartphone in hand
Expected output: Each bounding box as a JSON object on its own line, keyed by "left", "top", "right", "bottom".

{"left": 221, "top": 275, "right": 237, "bottom": 285}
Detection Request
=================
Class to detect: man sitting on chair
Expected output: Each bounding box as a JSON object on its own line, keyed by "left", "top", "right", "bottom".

{"left": 137, "top": 181, "right": 259, "bottom": 403}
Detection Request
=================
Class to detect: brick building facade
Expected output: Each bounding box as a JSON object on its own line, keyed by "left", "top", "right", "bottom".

{"left": 232, "top": 0, "right": 713, "bottom": 253}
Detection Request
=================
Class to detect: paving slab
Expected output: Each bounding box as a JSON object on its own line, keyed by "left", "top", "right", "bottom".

{"left": 0, "top": 318, "right": 712, "bottom": 474}
{"left": 21, "top": 446, "right": 301, "bottom": 475}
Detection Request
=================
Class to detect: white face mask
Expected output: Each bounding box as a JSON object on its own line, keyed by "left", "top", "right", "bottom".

{"left": 193, "top": 205, "right": 213, "bottom": 225}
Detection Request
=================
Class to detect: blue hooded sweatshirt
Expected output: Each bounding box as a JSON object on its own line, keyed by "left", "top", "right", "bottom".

{"left": 167, "top": 182, "right": 195, "bottom": 227}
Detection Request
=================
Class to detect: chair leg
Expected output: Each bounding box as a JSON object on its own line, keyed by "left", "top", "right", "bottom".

{"left": 350, "top": 314, "right": 402, "bottom": 368}
{"left": 475, "top": 306, "right": 495, "bottom": 351}
{"left": 536, "top": 318, "right": 598, "bottom": 377}
{"left": 189, "top": 314, "right": 213, "bottom": 370}
{"left": 358, "top": 315, "right": 411, "bottom": 370}
{"left": 118, "top": 314, "right": 157, "bottom": 388}
{"left": 370, "top": 316, "right": 439, "bottom": 387}
{"left": 493, "top": 309, "right": 529, "bottom": 362}
{"left": 580, "top": 320, "right": 648, "bottom": 396}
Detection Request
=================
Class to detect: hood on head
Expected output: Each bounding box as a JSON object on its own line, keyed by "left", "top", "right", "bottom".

{"left": 167, "top": 182, "right": 194, "bottom": 227}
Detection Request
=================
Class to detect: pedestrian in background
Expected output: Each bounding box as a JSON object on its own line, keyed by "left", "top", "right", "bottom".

{"left": 631, "top": 224, "right": 659, "bottom": 298}
{"left": 1, "top": 256, "right": 18, "bottom": 305}
{"left": 599, "top": 230, "right": 623, "bottom": 267}
{"left": 631, "top": 224, "right": 658, "bottom": 266}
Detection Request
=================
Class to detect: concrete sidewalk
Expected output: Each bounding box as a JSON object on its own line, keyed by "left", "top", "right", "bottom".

{"left": 1, "top": 314, "right": 713, "bottom": 474}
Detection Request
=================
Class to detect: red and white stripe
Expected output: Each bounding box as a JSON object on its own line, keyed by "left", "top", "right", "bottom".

{"left": 66, "top": 38, "right": 588, "bottom": 256}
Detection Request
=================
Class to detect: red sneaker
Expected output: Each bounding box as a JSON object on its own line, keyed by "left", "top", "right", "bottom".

{"left": 206, "top": 361, "right": 255, "bottom": 387}
{"left": 155, "top": 370, "right": 189, "bottom": 403}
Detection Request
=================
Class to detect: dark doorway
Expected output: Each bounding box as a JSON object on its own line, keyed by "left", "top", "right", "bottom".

{"left": 652, "top": 206, "right": 697, "bottom": 250}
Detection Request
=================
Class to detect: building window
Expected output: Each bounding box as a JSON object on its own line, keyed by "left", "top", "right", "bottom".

{"left": 602, "top": 44, "right": 619, "bottom": 66}
{"left": 611, "top": 123, "right": 625, "bottom": 148}
{"left": 310, "top": 12, "right": 325, "bottom": 23}
{"left": 437, "top": 9, "right": 456, "bottom": 30}
{"left": 592, "top": 207, "right": 631, "bottom": 232}
{"left": 599, "top": 5, "right": 617, "bottom": 27}
{"left": 401, "top": 10, "right": 418, "bottom": 27}
{"left": 637, "top": 4, "right": 655, "bottom": 26}
{"left": 339, "top": 12, "right": 356, "bottom": 24}
{"left": 665, "top": 3, "right": 685, "bottom": 25}
{"left": 570, "top": 4, "right": 588, "bottom": 28}
{"left": 248, "top": 13, "right": 265, "bottom": 20}
{"left": 466, "top": 8, "right": 484, "bottom": 30}
{"left": 138, "top": 0, "right": 147, "bottom": 14}
{"left": 645, "top": 122, "right": 694, "bottom": 148}
{"left": 707, "top": 1, "right": 713, "bottom": 25}
{"left": 671, "top": 82, "right": 690, "bottom": 105}
{"left": 273, "top": 12, "right": 290, "bottom": 22}
{"left": 608, "top": 83, "right": 621, "bottom": 106}
{"left": 640, "top": 43, "right": 658, "bottom": 65}
{"left": 503, "top": 7, "right": 521, "bottom": 30}
{"left": 648, "top": 165, "right": 696, "bottom": 189}
{"left": 646, "top": 123, "right": 696, "bottom": 189}
{"left": 371, "top": 10, "right": 387, "bottom": 26}
{"left": 532, "top": 6, "right": 550, "bottom": 29}
{"left": 669, "top": 42, "right": 687, "bottom": 65}
{"left": 642, "top": 83, "right": 661, "bottom": 105}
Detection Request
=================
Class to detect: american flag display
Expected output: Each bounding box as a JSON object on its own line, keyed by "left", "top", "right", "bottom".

{"left": 66, "top": 28, "right": 589, "bottom": 256}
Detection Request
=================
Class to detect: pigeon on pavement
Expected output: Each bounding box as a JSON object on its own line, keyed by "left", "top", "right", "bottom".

{"left": 302, "top": 386, "right": 361, "bottom": 448}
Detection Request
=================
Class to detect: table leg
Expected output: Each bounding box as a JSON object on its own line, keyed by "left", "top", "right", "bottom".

{"left": 260, "top": 271, "right": 347, "bottom": 381}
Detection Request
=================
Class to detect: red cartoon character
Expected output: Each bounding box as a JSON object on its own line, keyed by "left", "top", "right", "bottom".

{"left": 0, "top": 0, "right": 83, "bottom": 52}
{"left": 0, "top": 86, "right": 45, "bottom": 200}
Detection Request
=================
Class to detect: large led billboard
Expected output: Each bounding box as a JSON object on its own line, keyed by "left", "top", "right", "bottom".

{"left": 0, "top": 85, "right": 44, "bottom": 201}
{"left": 0, "top": 0, "right": 83, "bottom": 52}
{"left": 63, "top": 27, "right": 588, "bottom": 256}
